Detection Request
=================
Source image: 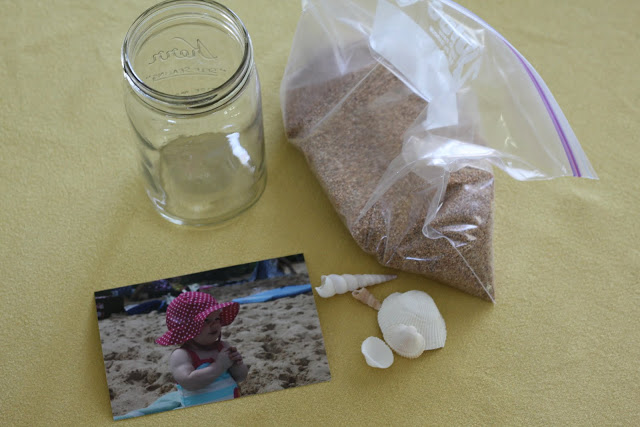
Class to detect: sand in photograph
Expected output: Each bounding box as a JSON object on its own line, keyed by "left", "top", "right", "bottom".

{"left": 96, "top": 265, "right": 331, "bottom": 418}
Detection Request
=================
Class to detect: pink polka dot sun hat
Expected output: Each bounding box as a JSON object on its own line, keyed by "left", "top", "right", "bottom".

{"left": 156, "top": 291, "right": 239, "bottom": 346}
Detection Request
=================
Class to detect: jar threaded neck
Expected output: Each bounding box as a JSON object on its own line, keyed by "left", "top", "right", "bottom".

{"left": 122, "top": 0, "right": 253, "bottom": 114}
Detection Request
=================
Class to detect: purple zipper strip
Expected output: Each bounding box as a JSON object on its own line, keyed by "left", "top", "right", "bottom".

{"left": 503, "top": 43, "right": 581, "bottom": 177}
{"left": 441, "top": 0, "right": 581, "bottom": 177}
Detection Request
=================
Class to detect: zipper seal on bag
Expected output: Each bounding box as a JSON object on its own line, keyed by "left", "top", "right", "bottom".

{"left": 439, "top": 0, "right": 596, "bottom": 178}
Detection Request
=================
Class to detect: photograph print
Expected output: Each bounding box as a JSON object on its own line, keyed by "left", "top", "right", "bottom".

{"left": 94, "top": 254, "right": 330, "bottom": 420}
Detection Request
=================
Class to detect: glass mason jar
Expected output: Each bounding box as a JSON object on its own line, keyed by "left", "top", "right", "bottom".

{"left": 122, "top": 0, "right": 266, "bottom": 227}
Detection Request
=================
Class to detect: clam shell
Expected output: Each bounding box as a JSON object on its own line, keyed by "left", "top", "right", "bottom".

{"left": 314, "top": 274, "right": 397, "bottom": 298}
{"left": 361, "top": 337, "right": 394, "bottom": 369}
{"left": 383, "top": 324, "right": 426, "bottom": 358}
{"left": 378, "top": 290, "right": 446, "bottom": 351}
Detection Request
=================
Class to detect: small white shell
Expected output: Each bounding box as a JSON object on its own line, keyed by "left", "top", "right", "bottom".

{"left": 315, "top": 274, "right": 397, "bottom": 298}
{"left": 383, "top": 324, "right": 426, "bottom": 358}
{"left": 351, "top": 287, "right": 382, "bottom": 310}
{"left": 361, "top": 337, "right": 394, "bottom": 369}
{"left": 378, "top": 290, "right": 446, "bottom": 352}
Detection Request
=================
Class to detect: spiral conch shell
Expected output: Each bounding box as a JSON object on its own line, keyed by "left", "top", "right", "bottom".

{"left": 351, "top": 287, "right": 381, "bottom": 310}
{"left": 314, "top": 274, "right": 397, "bottom": 298}
{"left": 378, "top": 291, "right": 446, "bottom": 356}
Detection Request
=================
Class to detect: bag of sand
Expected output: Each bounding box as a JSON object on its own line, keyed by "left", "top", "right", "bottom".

{"left": 280, "top": 0, "right": 596, "bottom": 301}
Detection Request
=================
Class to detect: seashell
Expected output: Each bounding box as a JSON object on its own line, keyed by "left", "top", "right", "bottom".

{"left": 361, "top": 336, "right": 394, "bottom": 368}
{"left": 351, "top": 287, "right": 382, "bottom": 310}
{"left": 383, "top": 324, "right": 426, "bottom": 358}
{"left": 378, "top": 290, "right": 446, "bottom": 352}
{"left": 314, "top": 274, "right": 397, "bottom": 298}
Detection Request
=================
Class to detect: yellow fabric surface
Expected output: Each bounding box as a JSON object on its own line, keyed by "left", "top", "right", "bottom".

{"left": 1, "top": 0, "right": 638, "bottom": 425}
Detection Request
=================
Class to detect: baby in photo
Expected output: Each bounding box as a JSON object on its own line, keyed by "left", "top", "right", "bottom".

{"left": 156, "top": 292, "right": 249, "bottom": 406}
{"left": 99, "top": 254, "right": 330, "bottom": 420}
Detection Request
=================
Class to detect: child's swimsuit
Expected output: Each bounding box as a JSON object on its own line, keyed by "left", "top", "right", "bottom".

{"left": 176, "top": 345, "right": 240, "bottom": 407}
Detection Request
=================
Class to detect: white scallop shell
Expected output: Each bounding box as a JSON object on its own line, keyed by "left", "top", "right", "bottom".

{"left": 315, "top": 274, "right": 397, "bottom": 298}
{"left": 383, "top": 324, "right": 426, "bottom": 358}
{"left": 361, "top": 336, "right": 394, "bottom": 369}
{"left": 378, "top": 290, "right": 446, "bottom": 352}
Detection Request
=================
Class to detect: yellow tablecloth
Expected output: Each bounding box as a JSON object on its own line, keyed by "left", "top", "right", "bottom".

{"left": 1, "top": 0, "right": 638, "bottom": 425}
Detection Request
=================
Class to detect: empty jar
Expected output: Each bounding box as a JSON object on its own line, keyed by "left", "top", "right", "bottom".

{"left": 122, "top": 0, "right": 266, "bottom": 226}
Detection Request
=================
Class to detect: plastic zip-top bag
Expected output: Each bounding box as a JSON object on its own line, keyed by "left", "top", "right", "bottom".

{"left": 280, "top": 0, "right": 597, "bottom": 301}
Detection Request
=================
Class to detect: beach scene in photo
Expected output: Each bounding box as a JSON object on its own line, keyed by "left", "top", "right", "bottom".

{"left": 94, "top": 255, "right": 331, "bottom": 419}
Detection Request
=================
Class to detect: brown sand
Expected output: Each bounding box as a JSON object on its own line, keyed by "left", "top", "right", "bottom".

{"left": 284, "top": 48, "right": 495, "bottom": 300}
{"left": 97, "top": 273, "right": 331, "bottom": 417}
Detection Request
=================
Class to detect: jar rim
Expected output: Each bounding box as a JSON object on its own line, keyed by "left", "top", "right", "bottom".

{"left": 122, "top": 0, "right": 253, "bottom": 113}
